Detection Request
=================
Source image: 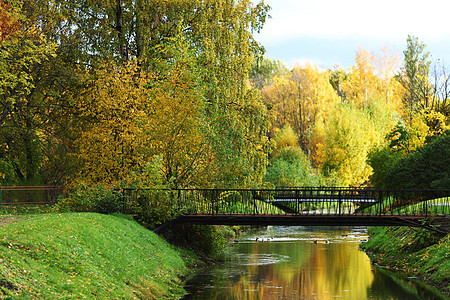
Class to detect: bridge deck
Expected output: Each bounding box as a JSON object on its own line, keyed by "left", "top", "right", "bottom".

{"left": 175, "top": 213, "right": 445, "bottom": 227}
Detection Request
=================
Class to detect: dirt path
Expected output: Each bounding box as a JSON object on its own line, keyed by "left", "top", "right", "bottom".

{"left": 0, "top": 216, "right": 22, "bottom": 226}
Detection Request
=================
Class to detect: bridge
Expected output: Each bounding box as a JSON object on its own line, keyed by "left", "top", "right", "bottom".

{"left": 118, "top": 188, "right": 450, "bottom": 234}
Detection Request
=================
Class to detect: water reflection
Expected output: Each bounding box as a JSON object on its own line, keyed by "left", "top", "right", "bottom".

{"left": 183, "top": 227, "right": 448, "bottom": 300}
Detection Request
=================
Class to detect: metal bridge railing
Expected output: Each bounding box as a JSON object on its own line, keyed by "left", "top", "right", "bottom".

{"left": 0, "top": 186, "right": 63, "bottom": 205}
{"left": 118, "top": 188, "right": 450, "bottom": 218}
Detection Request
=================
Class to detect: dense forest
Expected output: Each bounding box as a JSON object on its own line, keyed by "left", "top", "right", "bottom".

{"left": 1, "top": 0, "right": 449, "bottom": 192}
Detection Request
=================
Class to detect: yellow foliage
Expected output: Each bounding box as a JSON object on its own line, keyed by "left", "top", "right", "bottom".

{"left": 263, "top": 63, "right": 339, "bottom": 155}
{"left": 70, "top": 52, "right": 213, "bottom": 187}
{"left": 72, "top": 60, "right": 152, "bottom": 185}
{"left": 273, "top": 125, "right": 298, "bottom": 152}
{"left": 317, "top": 104, "right": 384, "bottom": 186}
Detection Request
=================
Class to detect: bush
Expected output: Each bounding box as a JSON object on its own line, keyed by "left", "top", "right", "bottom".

{"left": 132, "top": 189, "right": 178, "bottom": 228}
{"left": 164, "top": 224, "right": 227, "bottom": 258}
{"left": 56, "top": 183, "right": 122, "bottom": 214}
{"left": 367, "top": 147, "right": 403, "bottom": 189}
{"left": 264, "top": 146, "right": 318, "bottom": 187}
{"left": 384, "top": 134, "right": 450, "bottom": 189}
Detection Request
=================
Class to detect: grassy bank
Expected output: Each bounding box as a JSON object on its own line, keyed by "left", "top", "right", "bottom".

{"left": 0, "top": 213, "right": 198, "bottom": 298}
{"left": 361, "top": 226, "right": 449, "bottom": 293}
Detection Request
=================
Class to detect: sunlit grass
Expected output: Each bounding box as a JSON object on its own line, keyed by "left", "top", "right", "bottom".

{"left": 0, "top": 213, "right": 196, "bottom": 298}
{"left": 361, "top": 227, "right": 450, "bottom": 291}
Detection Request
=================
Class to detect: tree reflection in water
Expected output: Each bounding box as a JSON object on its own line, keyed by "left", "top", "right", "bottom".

{"left": 183, "top": 227, "right": 447, "bottom": 300}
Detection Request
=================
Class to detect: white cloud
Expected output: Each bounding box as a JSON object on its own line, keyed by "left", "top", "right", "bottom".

{"left": 257, "top": 0, "right": 450, "bottom": 44}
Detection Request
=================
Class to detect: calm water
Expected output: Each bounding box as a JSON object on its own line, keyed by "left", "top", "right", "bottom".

{"left": 183, "top": 226, "right": 449, "bottom": 300}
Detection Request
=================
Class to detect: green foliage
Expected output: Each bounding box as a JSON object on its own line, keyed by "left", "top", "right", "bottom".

{"left": 265, "top": 146, "right": 318, "bottom": 187}
{"left": 385, "top": 122, "right": 411, "bottom": 151}
{"left": 367, "top": 147, "right": 403, "bottom": 189}
{"left": 320, "top": 103, "right": 383, "bottom": 186}
{"left": 0, "top": 160, "right": 16, "bottom": 185}
{"left": 250, "top": 56, "right": 288, "bottom": 89}
{"left": 399, "top": 35, "right": 432, "bottom": 123}
{"left": 384, "top": 134, "right": 450, "bottom": 189}
{"left": 132, "top": 190, "right": 177, "bottom": 228}
{"left": 0, "top": 213, "right": 193, "bottom": 298}
{"left": 164, "top": 224, "right": 227, "bottom": 258}
{"left": 273, "top": 125, "right": 299, "bottom": 152}
{"left": 56, "top": 184, "right": 122, "bottom": 214}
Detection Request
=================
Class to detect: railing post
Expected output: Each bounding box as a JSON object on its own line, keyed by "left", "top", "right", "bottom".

{"left": 338, "top": 190, "right": 342, "bottom": 216}
{"left": 215, "top": 190, "right": 219, "bottom": 215}
{"left": 424, "top": 192, "right": 428, "bottom": 218}
{"left": 253, "top": 192, "right": 256, "bottom": 215}
{"left": 379, "top": 190, "right": 383, "bottom": 216}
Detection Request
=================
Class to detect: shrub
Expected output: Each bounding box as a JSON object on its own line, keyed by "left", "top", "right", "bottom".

{"left": 132, "top": 189, "right": 178, "bottom": 228}
{"left": 367, "top": 147, "right": 403, "bottom": 189}
{"left": 384, "top": 134, "right": 450, "bottom": 189}
{"left": 56, "top": 183, "right": 122, "bottom": 214}
{"left": 264, "top": 146, "right": 318, "bottom": 187}
{"left": 164, "top": 224, "right": 227, "bottom": 258}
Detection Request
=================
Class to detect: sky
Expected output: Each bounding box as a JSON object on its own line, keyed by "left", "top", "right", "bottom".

{"left": 254, "top": 0, "right": 450, "bottom": 70}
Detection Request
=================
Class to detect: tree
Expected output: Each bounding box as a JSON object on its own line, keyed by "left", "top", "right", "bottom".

{"left": 250, "top": 56, "right": 288, "bottom": 89}
{"left": 290, "top": 63, "right": 338, "bottom": 156}
{"left": 68, "top": 37, "right": 212, "bottom": 187}
{"left": 1, "top": 0, "right": 271, "bottom": 188}
{"left": 264, "top": 126, "right": 318, "bottom": 187}
{"left": 328, "top": 66, "right": 348, "bottom": 102}
{"left": 264, "top": 146, "right": 318, "bottom": 187}
{"left": 0, "top": 0, "right": 58, "bottom": 184}
{"left": 384, "top": 131, "right": 450, "bottom": 189}
{"left": 263, "top": 64, "right": 338, "bottom": 158}
{"left": 399, "top": 35, "right": 432, "bottom": 124}
{"left": 318, "top": 104, "right": 383, "bottom": 186}
{"left": 355, "top": 47, "right": 376, "bottom": 108}
{"left": 262, "top": 74, "right": 297, "bottom": 135}
{"left": 377, "top": 46, "right": 401, "bottom": 105}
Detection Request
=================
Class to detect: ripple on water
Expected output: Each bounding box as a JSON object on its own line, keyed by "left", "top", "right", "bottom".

{"left": 233, "top": 253, "right": 290, "bottom": 266}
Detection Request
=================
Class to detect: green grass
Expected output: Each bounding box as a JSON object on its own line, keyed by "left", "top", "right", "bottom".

{"left": 0, "top": 213, "right": 197, "bottom": 298}
{"left": 361, "top": 227, "right": 450, "bottom": 292}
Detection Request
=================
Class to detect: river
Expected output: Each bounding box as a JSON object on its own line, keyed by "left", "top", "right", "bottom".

{"left": 183, "top": 226, "right": 448, "bottom": 300}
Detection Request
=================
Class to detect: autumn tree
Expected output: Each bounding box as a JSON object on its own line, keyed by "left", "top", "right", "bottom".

{"left": 0, "top": 0, "right": 58, "bottom": 184}
{"left": 262, "top": 74, "right": 297, "bottom": 135}
{"left": 399, "top": 35, "right": 432, "bottom": 124}
{"left": 328, "top": 66, "right": 348, "bottom": 102}
{"left": 356, "top": 47, "right": 376, "bottom": 108}
{"left": 1, "top": 0, "right": 271, "bottom": 188}
{"left": 264, "top": 125, "right": 318, "bottom": 187}
{"left": 250, "top": 56, "right": 288, "bottom": 89}
{"left": 61, "top": 0, "right": 272, "bottom": 187}
{"left": 263, "top": 64, "right": 338, "bottom": 159}
{"left": 341, "top": 48, "right": 378, "bottom": 109}
{"left": 377, "top": 46, "right": 401, "bottom": 105}
{"left": 318, "top": 104, "right": 383, "bottom": 186}
{"left": 290, "top": 63, "right": 339, "bottom": 156}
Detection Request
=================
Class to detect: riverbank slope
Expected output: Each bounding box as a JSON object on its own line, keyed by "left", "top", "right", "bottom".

{"left": 361, "top": 226, "right": 449, "bottom": 294}
{"left": 0, "top": 213, "right": 197, "bottom": 298}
